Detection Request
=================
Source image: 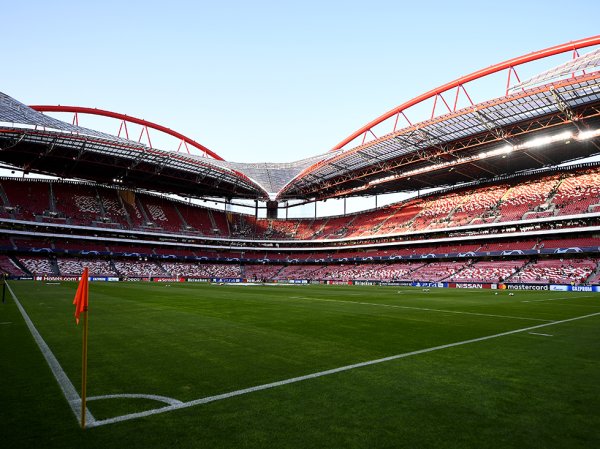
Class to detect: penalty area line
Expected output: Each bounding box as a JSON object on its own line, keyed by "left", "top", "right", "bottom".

{"left": 89, "top": 310, "right": 600, "bottom": 428}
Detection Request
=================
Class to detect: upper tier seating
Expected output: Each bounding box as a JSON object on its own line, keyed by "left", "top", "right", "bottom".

{"left": 2, "top": 165, "right": 600, "bottom": 242}
{"left": 98, "top": 190, "right": 130, "bottom": 228}
{"left": 409, "top": 193, "right": 467, "bottom": 232}
{"left": 450, "top": 184, "right": 508, "bottom": 226}
{"left": 53, "top": 183, "right": 102, "bottom": 226}
{"left": 553, "top": 169, "right": 600, "bottom": 216}
{"left": 1, "top": 180, "right": 50, "bottom": 222}
{"left": 496, "top": 175, "right": 560, "bottom": 222}
{"left": 139, "top": 196, "right": 185, "bottom": 232}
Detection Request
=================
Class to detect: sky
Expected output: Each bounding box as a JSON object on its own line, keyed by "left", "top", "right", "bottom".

{"left": 2, "top": 1, "right": 600, "bottom": 216}
{"left": 4, "top": 0, "right": 600, "bottom": 163}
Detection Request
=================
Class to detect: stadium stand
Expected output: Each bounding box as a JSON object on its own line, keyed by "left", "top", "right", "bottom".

{"left": 2, "top": 166, "right": 600, "bottom": 242}
{"left": 57, "top": 258, "right": 117, "bottom": 276}
{"left": 138, "top": 197, "right": 183, "bottom": 232}
{"left": 553, "top": 168, "right": 600, "bottom": 216}
{"left": 113, "top": 261, "right": 166, "bottom": 277}
{"left": 161, "top": 262, "right": 241, "bottom": 278}
{"left": 18, "top": 256, "right": 55, "bottom": 275}
{"left": 450, "top": 260, "right": 526, "bottom": 283}
{"left": 53, "top": 183, "right": 102, "bottom": 226}
{"left": 244, "top": 264, "right": 285, "bottom": 281}
{"left": 511, "top": 258, "right": 596, "bottom": 284}
{"left": 1, "top": 179, "right": 50, "bottom": 222}
{"left": 407, "top": 261, "right": 470, "bottom": 282}
{"left": 161, "top": 262, "right": 206, "bottom": 277}
{"left": 97, "top": 189, "right": 131, "bottom": 228}
{"left": 3, "top": 47, "right": 600, "bottom": 298}
{"left": 2, "top": 166, "right": 600, "bottom": 287}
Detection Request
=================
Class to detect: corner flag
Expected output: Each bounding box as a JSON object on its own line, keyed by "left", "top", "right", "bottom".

{"left": 73, "top": 267, "right": 89, "bottom": 324}
{"left": 73, "top": 267, "right": 90, "bottom": 428}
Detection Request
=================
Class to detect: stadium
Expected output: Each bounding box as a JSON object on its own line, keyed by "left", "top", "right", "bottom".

{"left": 2, "top": 36, "right": 600, "bottom": 448}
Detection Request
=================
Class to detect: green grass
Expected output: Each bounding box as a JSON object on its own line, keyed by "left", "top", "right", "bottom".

{"left": 1, "top": 281, "right": 599, "bottom": 448}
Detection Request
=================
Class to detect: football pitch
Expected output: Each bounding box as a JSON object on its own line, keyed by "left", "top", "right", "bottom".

{"left": 1, "top": 281, "right": 599, "bottom": 449}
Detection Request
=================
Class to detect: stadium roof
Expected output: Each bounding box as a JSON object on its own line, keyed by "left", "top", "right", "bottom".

{"left": 1, "top": 36, "right": 600, "bottom": 202}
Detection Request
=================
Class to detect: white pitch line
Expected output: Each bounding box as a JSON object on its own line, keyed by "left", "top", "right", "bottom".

{"left": 522, "top": 295, "right": 596, "bottom": 303}
{"left": 528, "top": 332, "right": 553, "bottom": 337}
{"left": 6, "top": 283, "right": 95, "bottom": 427}
{"left": 89, "top": 310, "right": 600, "bottom": 428}
{"left": 88, "top": 393, "right": 183, "bottom": 406}
{"left": 291, "top": 296, "right": 553, "bottom": 322}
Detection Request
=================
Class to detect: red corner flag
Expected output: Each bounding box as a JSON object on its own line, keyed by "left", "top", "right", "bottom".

{"left": 73, "top": 267, "right": 89, "bottom": 325}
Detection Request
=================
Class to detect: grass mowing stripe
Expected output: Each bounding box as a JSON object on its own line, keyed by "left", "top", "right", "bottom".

{"left": 89, "top": 309, "right": 600, "bottom": 428}
{"left": 290, "top": 296, "right": 554, "bottom": 322}
{"left": 6, "top": 282, "right": 95, "bottom": 427}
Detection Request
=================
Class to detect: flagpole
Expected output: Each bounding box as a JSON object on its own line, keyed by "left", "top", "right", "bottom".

{"left": 81, "top": 307, "right": 89, "bottom": 428}
{"left": 73, "top": 267, "right": 90, "bottom": 428}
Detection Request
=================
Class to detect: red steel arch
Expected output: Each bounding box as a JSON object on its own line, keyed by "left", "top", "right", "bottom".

{"left": 332, "top": 35, "right": 600, "bottom": 152}
{"left": 28, "top": 105, "right": 225, "bottom": 161}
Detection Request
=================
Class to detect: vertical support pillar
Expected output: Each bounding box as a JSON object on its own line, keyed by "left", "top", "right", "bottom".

{"left": 266, "top": 201, "right": 278, "bottom": 219}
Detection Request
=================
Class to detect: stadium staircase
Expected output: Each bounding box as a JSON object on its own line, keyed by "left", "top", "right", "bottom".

{"left": 311, "top": 217, "right": 330, "bottom": 239}
{"left": 444, "top": 260, "right": 475, "bottom": 281}
{"left": 207, "top": 210, "right": 220, "bottom": 235}
{"left": 494, "top": 188, "right": 514, "bottom": 223}
{"left": 338, "top": 215, "right": 358, "bottom": 238}
{"left": 521, "top": 177, "right": 563, "bottom": 220}
{"left": 135, "top": 197, "right": 156, "bottom": 229}
{"left": 173, "top": 204, "right": 192, "bottom": 231}
{"left": 116, "top": 193, "right": 135, "bottom": 229}
{"left": 47, "top": 183, "right": 58, "bottom": 216}
{"left": 444, "top": 194, "right": 471, "bottom": 226}
{"left": 546, "top": 177, "right": 565, "bottom": 216}
{"left": 274, "top": 265, "right": 287, "bottom": 279}
{"left": 468, "top": 200, "right": 502, "bottom": 225}
{"left": 372, "top": 208, "right": 404, "bottom": 234}
{"left": 156, "top": 261, "right": 168, "bottom": 275}
{"left": 93, "top": 187, "right": 110, "bottom": 223}
{"left": 42, "top": 183, "right": 68, "bottom": 224}
{"left": 48, "top": 256, "right": 60, "bottom": 275}
{"left": 10, "top": 256, "right": 31, "bottom": 276}
{"left": 0, "top": 183, "right": 15, "bottom": 219}
{"left": 505, "top": 260, "right": 534, "bottom": 282}
{"left": 584, "top": 261, "right": 600, "bottom": 284}
{"left": 109, "top": 260, "right": 120, "bottom": 276}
